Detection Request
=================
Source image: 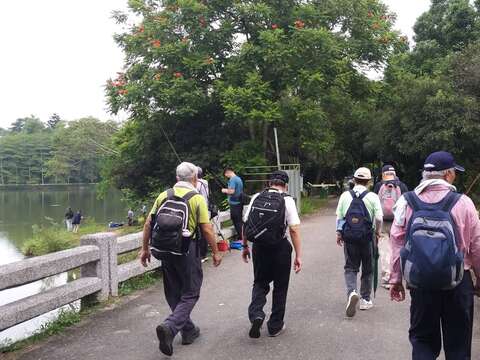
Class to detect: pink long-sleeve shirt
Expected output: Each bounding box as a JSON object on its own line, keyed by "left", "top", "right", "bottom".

{"left": 390, "top": 184, "right": 480, "bottom": 284}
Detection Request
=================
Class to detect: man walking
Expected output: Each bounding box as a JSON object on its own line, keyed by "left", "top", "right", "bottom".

{"left": 336, "top": 167, "right": 383, "bottom": 317}
{"left": 222, "top": 166, "right": 244, "bottom": 241}
{"left": 373, "top": 165, "right": 408, "bottom": 288}
{"left": 390, "top": 151, "right": 480, "bottom": 359}
{"left": 140, "top": 162, "right": 222, "bottom": 356}
{"left": 242, "top": 171, "right": 302, "bottom": 338}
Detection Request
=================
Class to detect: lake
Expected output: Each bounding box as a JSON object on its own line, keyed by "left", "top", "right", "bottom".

{"left": 0, "top": 185, "right": 128, "bottom": 345}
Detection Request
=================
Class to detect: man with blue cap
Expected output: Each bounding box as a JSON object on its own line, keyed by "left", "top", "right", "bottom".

{"left": 390, "top": 151, "right": 480, "bottom": 359}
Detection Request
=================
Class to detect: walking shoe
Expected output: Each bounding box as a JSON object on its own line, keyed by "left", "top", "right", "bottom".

{"left": 201, "top": 257, "right": 209, "bottom": 263}
{"left": 249, "top": 317, "right": 264, "bottom": 339}
{"left": 381, "top": 283, "right": 391, "bottom": 290}
{"left": 156, "top": 324, "right": 174, "bottom": 356}
{"left": 359, "top": 298, "right": 374, "bottom": 310}
{"left": 268, "top": 324, "right": 286, "bottom": 337}
{"left": 181, "top": 326, "right": 200, "bottom": 345}
{"left": 345, "top": 290, "right": 360, "bottom": 318}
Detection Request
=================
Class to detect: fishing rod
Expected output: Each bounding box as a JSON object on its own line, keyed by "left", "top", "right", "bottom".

{"left": 158, "top": 121, "right": 228, "bottom": 242}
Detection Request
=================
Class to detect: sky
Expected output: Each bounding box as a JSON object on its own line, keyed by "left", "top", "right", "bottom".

{"left": 0, "top": 0, "right": 431, "bottom": 129}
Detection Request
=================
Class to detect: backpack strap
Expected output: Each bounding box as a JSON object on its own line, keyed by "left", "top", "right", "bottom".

{"left": 358, "top": 190, "right": 369, "bottom": 200}
{"left": 441, "top": 191, "right": 462, "bottom": 213}
{"left": 404, "top": 191, "right": 421, "bottom": 212}
{"left": 349, "top": 190, "right": 357, "bottom": 199}
{"left": 166, "top": 188, "right": 175, "bottom": 200}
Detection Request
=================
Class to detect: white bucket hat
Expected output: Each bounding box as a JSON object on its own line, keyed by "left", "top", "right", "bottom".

{"left": 354, "top": 167, "right": 372, "bottom": 180}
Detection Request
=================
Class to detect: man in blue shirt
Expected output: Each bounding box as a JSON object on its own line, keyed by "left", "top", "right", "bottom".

{"left": 222, "top": 166, "right": 244, "bottom": 241}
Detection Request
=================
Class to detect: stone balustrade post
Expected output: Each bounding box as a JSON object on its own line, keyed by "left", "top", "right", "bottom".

{"left": 80, "top": 233, "right": 116, "bottom": 307}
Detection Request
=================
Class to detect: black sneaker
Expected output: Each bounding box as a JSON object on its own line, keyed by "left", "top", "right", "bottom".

{"left": 268, "top": 324, "right": 286, "bottom": 337}
{"left": 249, "top": 317, "right": 264, "bottom": 339}
{"left": 156, "top": 324, "right": 174, "bottom": 356}
{"left": 181, "top": 326, "right": 200, "bottom": 345}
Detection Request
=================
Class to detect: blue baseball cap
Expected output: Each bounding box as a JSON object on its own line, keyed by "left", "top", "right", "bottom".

{"left": 382, "top": 165, "right": 396, "bottom": 173}
{"left": 423, "top": 151, "right": 465, "bottom": 172}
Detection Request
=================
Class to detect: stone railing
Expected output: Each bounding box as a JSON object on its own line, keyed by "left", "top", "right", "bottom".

{"left": 0, "top": 210, "right": 236, "bottom": 332}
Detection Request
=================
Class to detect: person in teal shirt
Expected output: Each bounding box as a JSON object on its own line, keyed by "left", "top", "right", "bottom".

{"left": 222, "top": 166, "right": 244, "bottom": 240}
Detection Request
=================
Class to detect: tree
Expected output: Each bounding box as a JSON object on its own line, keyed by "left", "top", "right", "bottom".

{"left": 373, "top": 0, "right": 480, "bottom": 190}
{"left": 106, "top": 0, "right": 402, "bottom": 197}
{"left": 47, "top": 113, "right": 62, "bottom": 129}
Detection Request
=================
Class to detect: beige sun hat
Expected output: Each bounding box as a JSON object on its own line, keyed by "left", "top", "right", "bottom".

{"left": 354, "top": 167, "right": 372, "bottom": 180}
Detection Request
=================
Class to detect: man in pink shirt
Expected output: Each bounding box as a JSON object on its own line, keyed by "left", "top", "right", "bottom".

{"left": 390, "top": 151, "right": 480, "bottom": 359}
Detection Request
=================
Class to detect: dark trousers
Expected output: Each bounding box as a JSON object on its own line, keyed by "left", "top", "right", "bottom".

{"left": 248, "top": 241, "right": 292, "bottom": 333}
{"left": 343, "top": 241, "right": 373, "bottom": 301}
{"left": 409, "top": 270, "right": 474, "bottom": 360}
{"left": 230, "top": 203, "right": 243, "bottom": 240}
{"left": 198, "top": 232, "right": 208, "bottom": 258}
{"left": 160, "top": 241, "right": 203, "bottom": 336}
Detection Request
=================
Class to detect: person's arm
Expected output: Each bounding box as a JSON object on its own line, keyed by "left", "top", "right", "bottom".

{"left": 290, "top": 225, "right": 302, "bottom": 273}
{"left": 140, "top": 216, "right": 152, "bottom": 267}
{"left": 463, "top": 198, "right": 480, "bottom": 296}
{"left": 372, "top": 195, "right": 383, "bottom": 241}
{"left": 389, "top": 204, "right": 409, "bottom": 302}
{"left": 336, "top": 193, "right": 347, "bottom": 246}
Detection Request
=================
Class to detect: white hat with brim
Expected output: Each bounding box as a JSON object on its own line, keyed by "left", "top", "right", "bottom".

{"left": 354, "top": 167, "right": 372, "bottom": 180}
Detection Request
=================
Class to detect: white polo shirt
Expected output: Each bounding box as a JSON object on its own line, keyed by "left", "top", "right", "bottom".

{"left": 243, "top": 189, "right": 301, "bottom": 227}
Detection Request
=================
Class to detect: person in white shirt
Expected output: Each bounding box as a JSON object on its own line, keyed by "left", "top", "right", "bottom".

{"left": 196, "top": 167, "right": 210, "bottom": 260}
{"left": 242, "top": 170, "right": 302, "bottom": 338}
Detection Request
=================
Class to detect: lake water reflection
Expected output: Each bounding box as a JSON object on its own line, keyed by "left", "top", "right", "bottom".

{"left": 0, "top": 185, "right": 127, "bottom": 344}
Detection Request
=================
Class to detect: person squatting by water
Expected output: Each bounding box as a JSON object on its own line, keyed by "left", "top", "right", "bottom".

{"left": 140, "top": 162, "right": 222, "bottom": 356}
{"left": 336, "top": 167, "right": 383, "bottom": 317}
{"left": 242, "top": 170, "right": 302, "bottom": 338}
{"left": 390, "top": 151, "right": 480, "bottom": 359}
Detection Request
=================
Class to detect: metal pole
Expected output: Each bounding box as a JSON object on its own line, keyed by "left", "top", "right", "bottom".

{"left": 274, "top": 127, "right": 281, "bottom": 170}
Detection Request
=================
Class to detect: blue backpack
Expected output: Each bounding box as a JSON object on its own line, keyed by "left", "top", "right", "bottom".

{"left": 342, "top": 190, "right": 373, "bottom": 243}
{"left": 400, "top": 191, "right": 463, "bottom": 290}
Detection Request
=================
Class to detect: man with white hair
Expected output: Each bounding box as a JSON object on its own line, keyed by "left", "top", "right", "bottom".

{"left": 336, "top": 167, "right": 383, "bottom": 317}
{"left": 373, "top": 165, "right": 408, "bottom": 289}
{"left": 140, "top": 162, "right": 222, "bottom": 356}
{"left": 390, "top": 151, "right": 480, "bottom": 359}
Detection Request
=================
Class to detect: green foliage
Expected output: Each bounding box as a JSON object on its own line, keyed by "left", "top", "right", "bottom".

{"left": 106, "top": 0, "right": 401, "bottom": 198}
{"left": 300, "top": 196, "right": 328, "bottom": 215}
{"left": 375, "top": 0, "right": 480, "bottom": 190}
{"left": 21, "top": 219, "right": 108, "bottom": 257}
{"left": 0, "top": 117, "right": 116, "bottom": 185}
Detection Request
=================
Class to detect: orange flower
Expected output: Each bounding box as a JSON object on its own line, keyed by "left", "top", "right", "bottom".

{"left": 271, "top": 24, "right": 278, "bottom": 30}
{"left": 174, "top": 72, "right": 183, "bottom": 78}
{"left": 118, "top": 89, "right": 128, "bottom": 95}
{"left": 367, "top": 11, "right": 374, "bottom": 18}
{"left": 154, "top": 73, "right": 162, "bottom": 81}
{"left": 372, "top": 23, "right": 380, "bottom": 30}
{"left": 151, "top": 39, "right": 161, "bottom": 48}
{"left": 205, "top": 57, "right": 214, "bottom": 65}
{"left": 294, "top": 20, "right": 305, "bottom": 29}
{"left": 137, "top": 25, "right": 144, "bottom": 33}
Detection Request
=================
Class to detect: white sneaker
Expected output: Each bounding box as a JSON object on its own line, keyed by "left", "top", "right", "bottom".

{"left": 345, "top": 291, "right": 360, "bottom": 317}
{"left": 359, "top": 298, "right": 373, "bottom": 310}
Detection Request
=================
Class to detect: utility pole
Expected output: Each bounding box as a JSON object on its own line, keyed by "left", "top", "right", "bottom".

{"left": 274, "top": 127, "right": 281, "bottom": 170}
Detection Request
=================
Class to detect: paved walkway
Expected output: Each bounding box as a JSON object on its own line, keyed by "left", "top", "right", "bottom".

{"left": 11, "top": 204, "right": 480, "bottom": 360}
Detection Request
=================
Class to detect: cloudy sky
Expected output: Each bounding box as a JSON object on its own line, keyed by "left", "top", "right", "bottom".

{"left": 0, "top": 0, "right": 431, "bottom": 129}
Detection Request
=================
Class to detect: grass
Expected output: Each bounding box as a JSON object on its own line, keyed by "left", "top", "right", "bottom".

{"left": 0, "top": 308, "right": 82, "bottom": 353}
{"left": 300, "top": 196, "right": 328, "bottom": 215}
{"left": 21, "top": 218, "right": 144, "bottom": 257}
{"left": 118, "top": 271, "right": 162, "bottom": 296}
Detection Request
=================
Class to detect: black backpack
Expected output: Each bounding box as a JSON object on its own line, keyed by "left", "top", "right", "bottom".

{"left": 150, "top": 189, "right": 198, "bottom": 257}
{"left": 244, "top": 189, "right": 287, "bottom": 246}
{"left": 342, "top": 190, "right": 373, "bottom": 244}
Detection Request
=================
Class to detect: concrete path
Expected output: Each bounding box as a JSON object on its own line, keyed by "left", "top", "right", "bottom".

{"left": 11, "top": 203, "right": 480, "bottom": 360}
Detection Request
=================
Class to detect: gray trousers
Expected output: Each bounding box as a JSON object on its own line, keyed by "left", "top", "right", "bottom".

{"left": 344, "top": 241, "right": 373, "bottom": 301}
{"left": 160, "top": 241, "right": 203, "bottom": 336}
